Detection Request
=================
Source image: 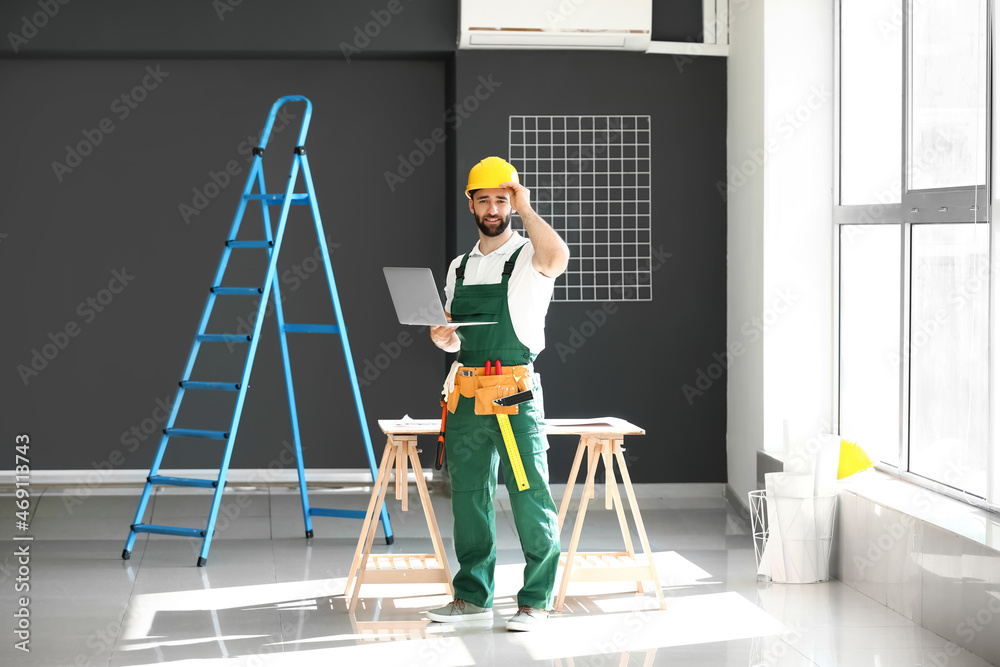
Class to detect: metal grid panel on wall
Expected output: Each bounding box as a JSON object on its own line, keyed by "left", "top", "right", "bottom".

{"left": 509, "top": 114, "right": 652, "bottom": 302}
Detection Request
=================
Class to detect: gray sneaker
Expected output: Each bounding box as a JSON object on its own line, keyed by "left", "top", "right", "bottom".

{"left": 426, "top": 599, "right": 493, "bottom": 623}
{"left": 506, "top": 605, "right": 548, "bottom": 631}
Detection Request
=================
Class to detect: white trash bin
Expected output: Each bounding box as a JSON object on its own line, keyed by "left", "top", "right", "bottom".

{"left": 750, "top": 484, "right": 838, "bottom": 583}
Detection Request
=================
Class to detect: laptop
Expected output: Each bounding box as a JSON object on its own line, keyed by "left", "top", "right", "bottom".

{"left": 383, "top": 267, "right": 497, "bottom": 327}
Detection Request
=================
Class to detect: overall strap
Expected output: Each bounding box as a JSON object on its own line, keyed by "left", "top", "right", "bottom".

{"left": 501, "top": 245, "right": 525, "bottom": 284}
{"left": 455, "top": 252, "right": 472, "bottom": 284}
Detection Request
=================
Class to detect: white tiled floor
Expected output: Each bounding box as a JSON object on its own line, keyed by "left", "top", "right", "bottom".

{"left": 1, "top": 484, "right": 996, "bottom": 666}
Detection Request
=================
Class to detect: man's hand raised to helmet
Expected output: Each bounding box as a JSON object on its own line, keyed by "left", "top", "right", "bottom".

{"left": 498, "top": 180, "right": 570, "bottom": 278}
{"left": 499, "top": 181, "right": 532, "bottom": 215}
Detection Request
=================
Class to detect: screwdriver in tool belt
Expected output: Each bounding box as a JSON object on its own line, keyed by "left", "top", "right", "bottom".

{"left": 436, "top": 399, "right": 447, "bottom": 470}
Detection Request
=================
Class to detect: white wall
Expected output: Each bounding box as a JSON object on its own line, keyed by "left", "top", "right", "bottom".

{"left": 725, "top": 0, "right": 766, "bottom": 505}
{"left": 727, "top": 0, "right": 835, "bottom": 506}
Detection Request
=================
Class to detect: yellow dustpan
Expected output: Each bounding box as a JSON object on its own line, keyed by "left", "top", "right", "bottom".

{"left": 838, "top": 440, "right": 874, "bottom": 479}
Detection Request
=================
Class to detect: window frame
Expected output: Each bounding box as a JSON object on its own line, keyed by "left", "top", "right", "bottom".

{"left": 834, "top": 0, "right": 998, "bottom": 512}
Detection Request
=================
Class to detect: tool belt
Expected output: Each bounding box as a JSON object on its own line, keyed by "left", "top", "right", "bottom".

{"left": 447, "top": 364, "right": 531, "bottom": 415}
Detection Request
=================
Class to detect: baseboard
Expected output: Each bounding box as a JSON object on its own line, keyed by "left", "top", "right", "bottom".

{"left": 724, "top": 482, "right": 750, "bottom": 519}
{"left": 0, "top": 468, "right": 429, "bottom": 487}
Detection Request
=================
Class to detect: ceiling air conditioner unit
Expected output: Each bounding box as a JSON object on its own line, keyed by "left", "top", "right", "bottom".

{"left": 459, "top": 0, "right": 652, "bottom": 51}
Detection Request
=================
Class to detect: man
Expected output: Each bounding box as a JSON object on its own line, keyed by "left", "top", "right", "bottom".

{"left": 427, "top": 156, "right": 569, "bottom": 631}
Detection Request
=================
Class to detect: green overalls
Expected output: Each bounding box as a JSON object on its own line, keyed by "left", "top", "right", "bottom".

{"left": 446, "top": 245, "right": 561, "bottom": 610}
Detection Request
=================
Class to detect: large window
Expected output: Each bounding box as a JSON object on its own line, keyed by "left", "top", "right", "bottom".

{"left": 908, "top": 0, "right": 987, "bottom": 191}
{"left": 839, "top": 0, "right": 902, "bottom": 205}
{"left": 839, "top": 224, "right": 902, "bottom": 467}
{"left": 837, "top": 0, "right": 996, "bottom": 509}
{"left": 909, "top": 223, "right": 989, "bottom": 497}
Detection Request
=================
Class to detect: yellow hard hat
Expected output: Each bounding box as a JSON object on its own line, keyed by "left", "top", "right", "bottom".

{"left": 466, "top": 156, "right": 518, "bottom": 198}
{"left": 837, "top": 440, "right": 874, "bottom": 479}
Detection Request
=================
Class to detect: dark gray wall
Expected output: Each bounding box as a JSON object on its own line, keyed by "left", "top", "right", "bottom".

{"left": 0, "top": 0, "right": 456, "bottom": 56}
{"left": 1, "top": 58, "right": 447, "bottom": 472}
{"left": 652, "top": 0, "right": 707, "bottom": 43}
{"left": 453, "top": 51, "right": 727, "bottom": 484}
{"left": 1, "top": 1, "right": 727, "bottom": 484}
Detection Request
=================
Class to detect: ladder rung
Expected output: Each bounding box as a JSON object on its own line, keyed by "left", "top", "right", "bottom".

{"left": 283, "top": 323, "right": 341, "bottom": 334}
{"left": 210, "top": 286, "right": 263, "bottom": 295}
{"left": 148, "top": 475, "right": 219, "bottom": 489}
{"left": 244, "top": 193, "right": 311, "bottom": 205}
{"left": 131, "top": 523, "right": 206, "bottom": 538}
{"left": 226, "top": 240, "right": 273, "bottom": 248}
{"left": 180, "top": 381, "right": 240, "bottom": 391}
{"left": 164, "top": 428, "right": 229, "bottom": 440}
{"left": 309, "top": 508, "right": 366, "bottom": 519}
{"left": 197, "top": 334, "right": 252, "bottom": 343}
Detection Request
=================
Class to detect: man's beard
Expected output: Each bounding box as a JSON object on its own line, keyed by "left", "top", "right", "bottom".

{"left": 475, "top": 212, "right": 511, "bottom": 237}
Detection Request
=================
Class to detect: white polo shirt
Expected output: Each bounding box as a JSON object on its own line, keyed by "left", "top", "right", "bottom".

{"left": 444, "top": 231, "right": 555, "bottom": 355}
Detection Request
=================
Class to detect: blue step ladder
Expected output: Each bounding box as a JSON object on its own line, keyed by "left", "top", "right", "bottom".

{"left": 122, "top": 96, "right": 393, "bottom": 566}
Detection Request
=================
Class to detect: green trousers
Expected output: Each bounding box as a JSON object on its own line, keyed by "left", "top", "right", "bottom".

{"left": 445, "top": 395, "right": 560, "bottom": 609}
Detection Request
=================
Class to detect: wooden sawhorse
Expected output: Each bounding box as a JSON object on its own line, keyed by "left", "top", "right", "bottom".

{"left": 550, "top": 420, "right": 665, "bottom": 612}
{"left": 344, "top": 428, "right": 453, "bottom": 613}
{"left": 347, "top": 418, "right": 663, "bottom": 614}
